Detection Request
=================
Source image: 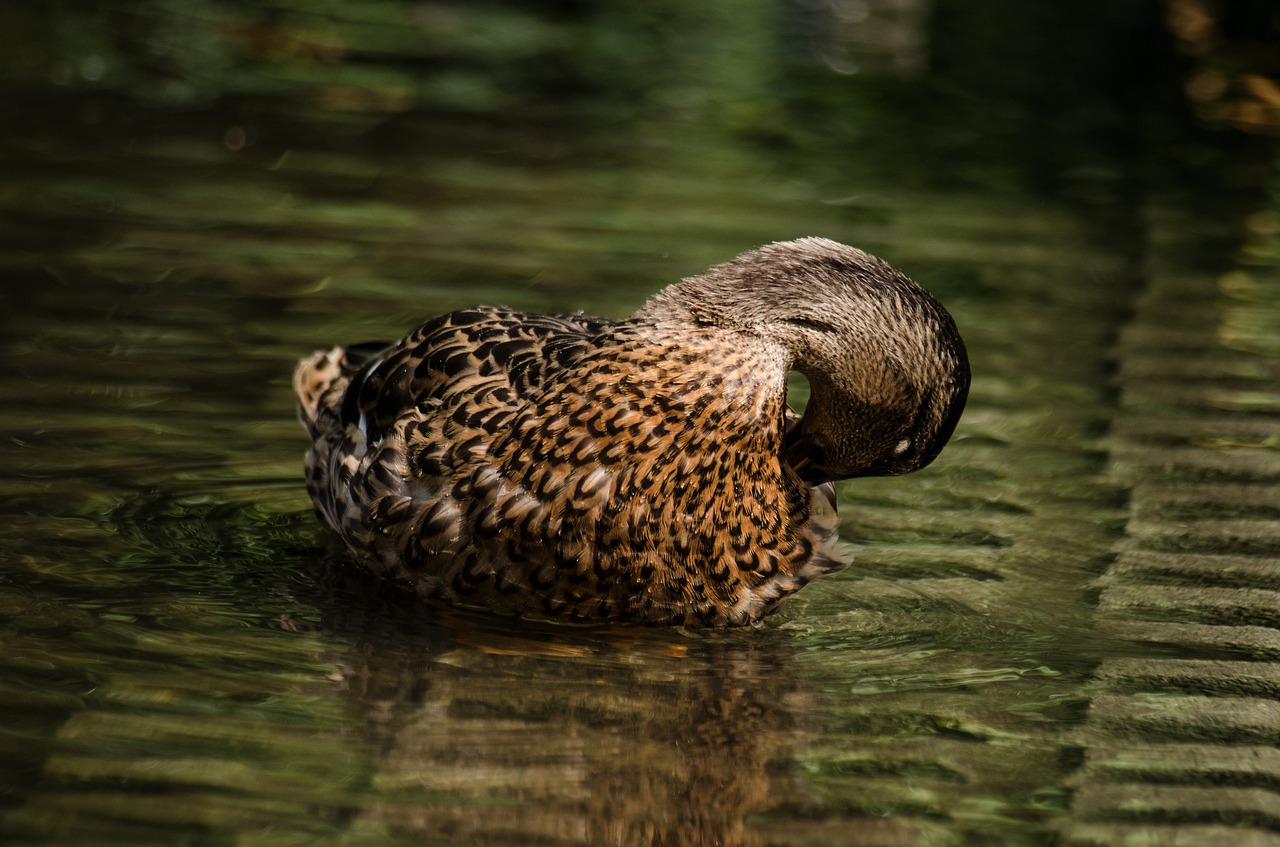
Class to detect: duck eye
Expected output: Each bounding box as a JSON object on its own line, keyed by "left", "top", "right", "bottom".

{"left": 782, "top": 316, "right": 839, "bottom": 334}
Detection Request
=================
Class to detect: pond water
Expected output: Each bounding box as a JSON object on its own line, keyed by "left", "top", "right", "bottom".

{"left": 2, "top": 2, "right": 1279, "bottom": 846}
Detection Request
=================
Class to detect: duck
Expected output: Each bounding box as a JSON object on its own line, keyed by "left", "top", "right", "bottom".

{"left": 293, "top": 238, "right": 969, "bottom": 626}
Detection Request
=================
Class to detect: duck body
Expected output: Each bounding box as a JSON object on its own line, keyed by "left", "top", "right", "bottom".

{"left": 295, "top": 238, "right": 970, "bottom": 625}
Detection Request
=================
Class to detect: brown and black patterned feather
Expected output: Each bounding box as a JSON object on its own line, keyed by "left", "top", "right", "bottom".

{"left": 293, "top": 238, "right": 969, "bottom": 626}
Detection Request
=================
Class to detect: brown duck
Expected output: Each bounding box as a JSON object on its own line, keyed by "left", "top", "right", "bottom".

{"left": 294, "top": 238, "right": 969, "bottom": 626}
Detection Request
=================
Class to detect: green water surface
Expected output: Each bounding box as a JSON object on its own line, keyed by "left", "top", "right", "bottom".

{"left": 2, "top": 2, "right": 1278, "bottom": 846}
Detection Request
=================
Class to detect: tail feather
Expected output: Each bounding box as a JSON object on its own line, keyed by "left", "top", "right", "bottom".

{"left": 293, "top": 347, "right": 348, "bottom": 434}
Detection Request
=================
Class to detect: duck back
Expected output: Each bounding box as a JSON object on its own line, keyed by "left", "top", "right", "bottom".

{"left": 294, "top": 307, "right": 843, "bottom": 625}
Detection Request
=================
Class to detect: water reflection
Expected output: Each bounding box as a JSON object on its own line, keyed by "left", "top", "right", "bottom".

{"left": 306, "top": 559, "right": 807, "bottom": 847}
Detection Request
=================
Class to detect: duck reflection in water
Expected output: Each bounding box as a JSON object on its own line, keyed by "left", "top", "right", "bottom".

{"left": 294, "top": 239, "right": 969, "bottom": 625}
{"left": 308, "top": 560, "right": 811, "bottom": 847}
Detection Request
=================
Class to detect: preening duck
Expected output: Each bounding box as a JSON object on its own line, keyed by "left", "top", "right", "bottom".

{"left": 294, "top": 238, "right": 969, "bottom": 625}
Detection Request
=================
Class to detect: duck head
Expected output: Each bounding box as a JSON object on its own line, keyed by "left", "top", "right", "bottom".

{"left": 635, "top": 238, "right": 970, "bottom": 483}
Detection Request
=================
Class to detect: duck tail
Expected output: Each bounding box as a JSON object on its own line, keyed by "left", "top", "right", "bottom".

{"left": 293, "top": 347, "right": 350, "bottom": 436}
{"left": 294, "top": 341, "right": 395, "bottom": 435}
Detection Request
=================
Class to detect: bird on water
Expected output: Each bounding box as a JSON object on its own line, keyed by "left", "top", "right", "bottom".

{"left": 294, "top": 238, "right": 970, "bottom": 626}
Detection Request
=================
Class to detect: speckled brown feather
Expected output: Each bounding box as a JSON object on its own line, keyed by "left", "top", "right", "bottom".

{"left": 294, "top": 239, "right": 968, "bottom": 626}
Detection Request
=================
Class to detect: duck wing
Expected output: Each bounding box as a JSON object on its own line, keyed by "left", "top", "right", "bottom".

{"left": 293, "top": 307, "right": 615, "bottom": 581}
{"left": 295, "top": 307, "right": 612, "bottom": 442}
{"left": 346, "top": 308, "right": 611, "bottom": 441}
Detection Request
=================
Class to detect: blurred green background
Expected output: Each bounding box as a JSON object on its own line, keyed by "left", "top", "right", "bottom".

{"left": 2, "top": 2, "right": 1279, "bottom": 846}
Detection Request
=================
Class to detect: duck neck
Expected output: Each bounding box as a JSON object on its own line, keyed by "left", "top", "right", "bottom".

{"left": 627, "top": 321, "right": 794, "bottom": 438}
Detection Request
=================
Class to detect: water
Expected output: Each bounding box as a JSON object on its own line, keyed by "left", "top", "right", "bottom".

{"left": 2, "top": 2, "right": 1279, "bottom": 845}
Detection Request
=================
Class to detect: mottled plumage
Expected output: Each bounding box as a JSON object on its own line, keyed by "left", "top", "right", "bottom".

{"left": 294, "top": 238, "right": 970, "bottom": 625}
